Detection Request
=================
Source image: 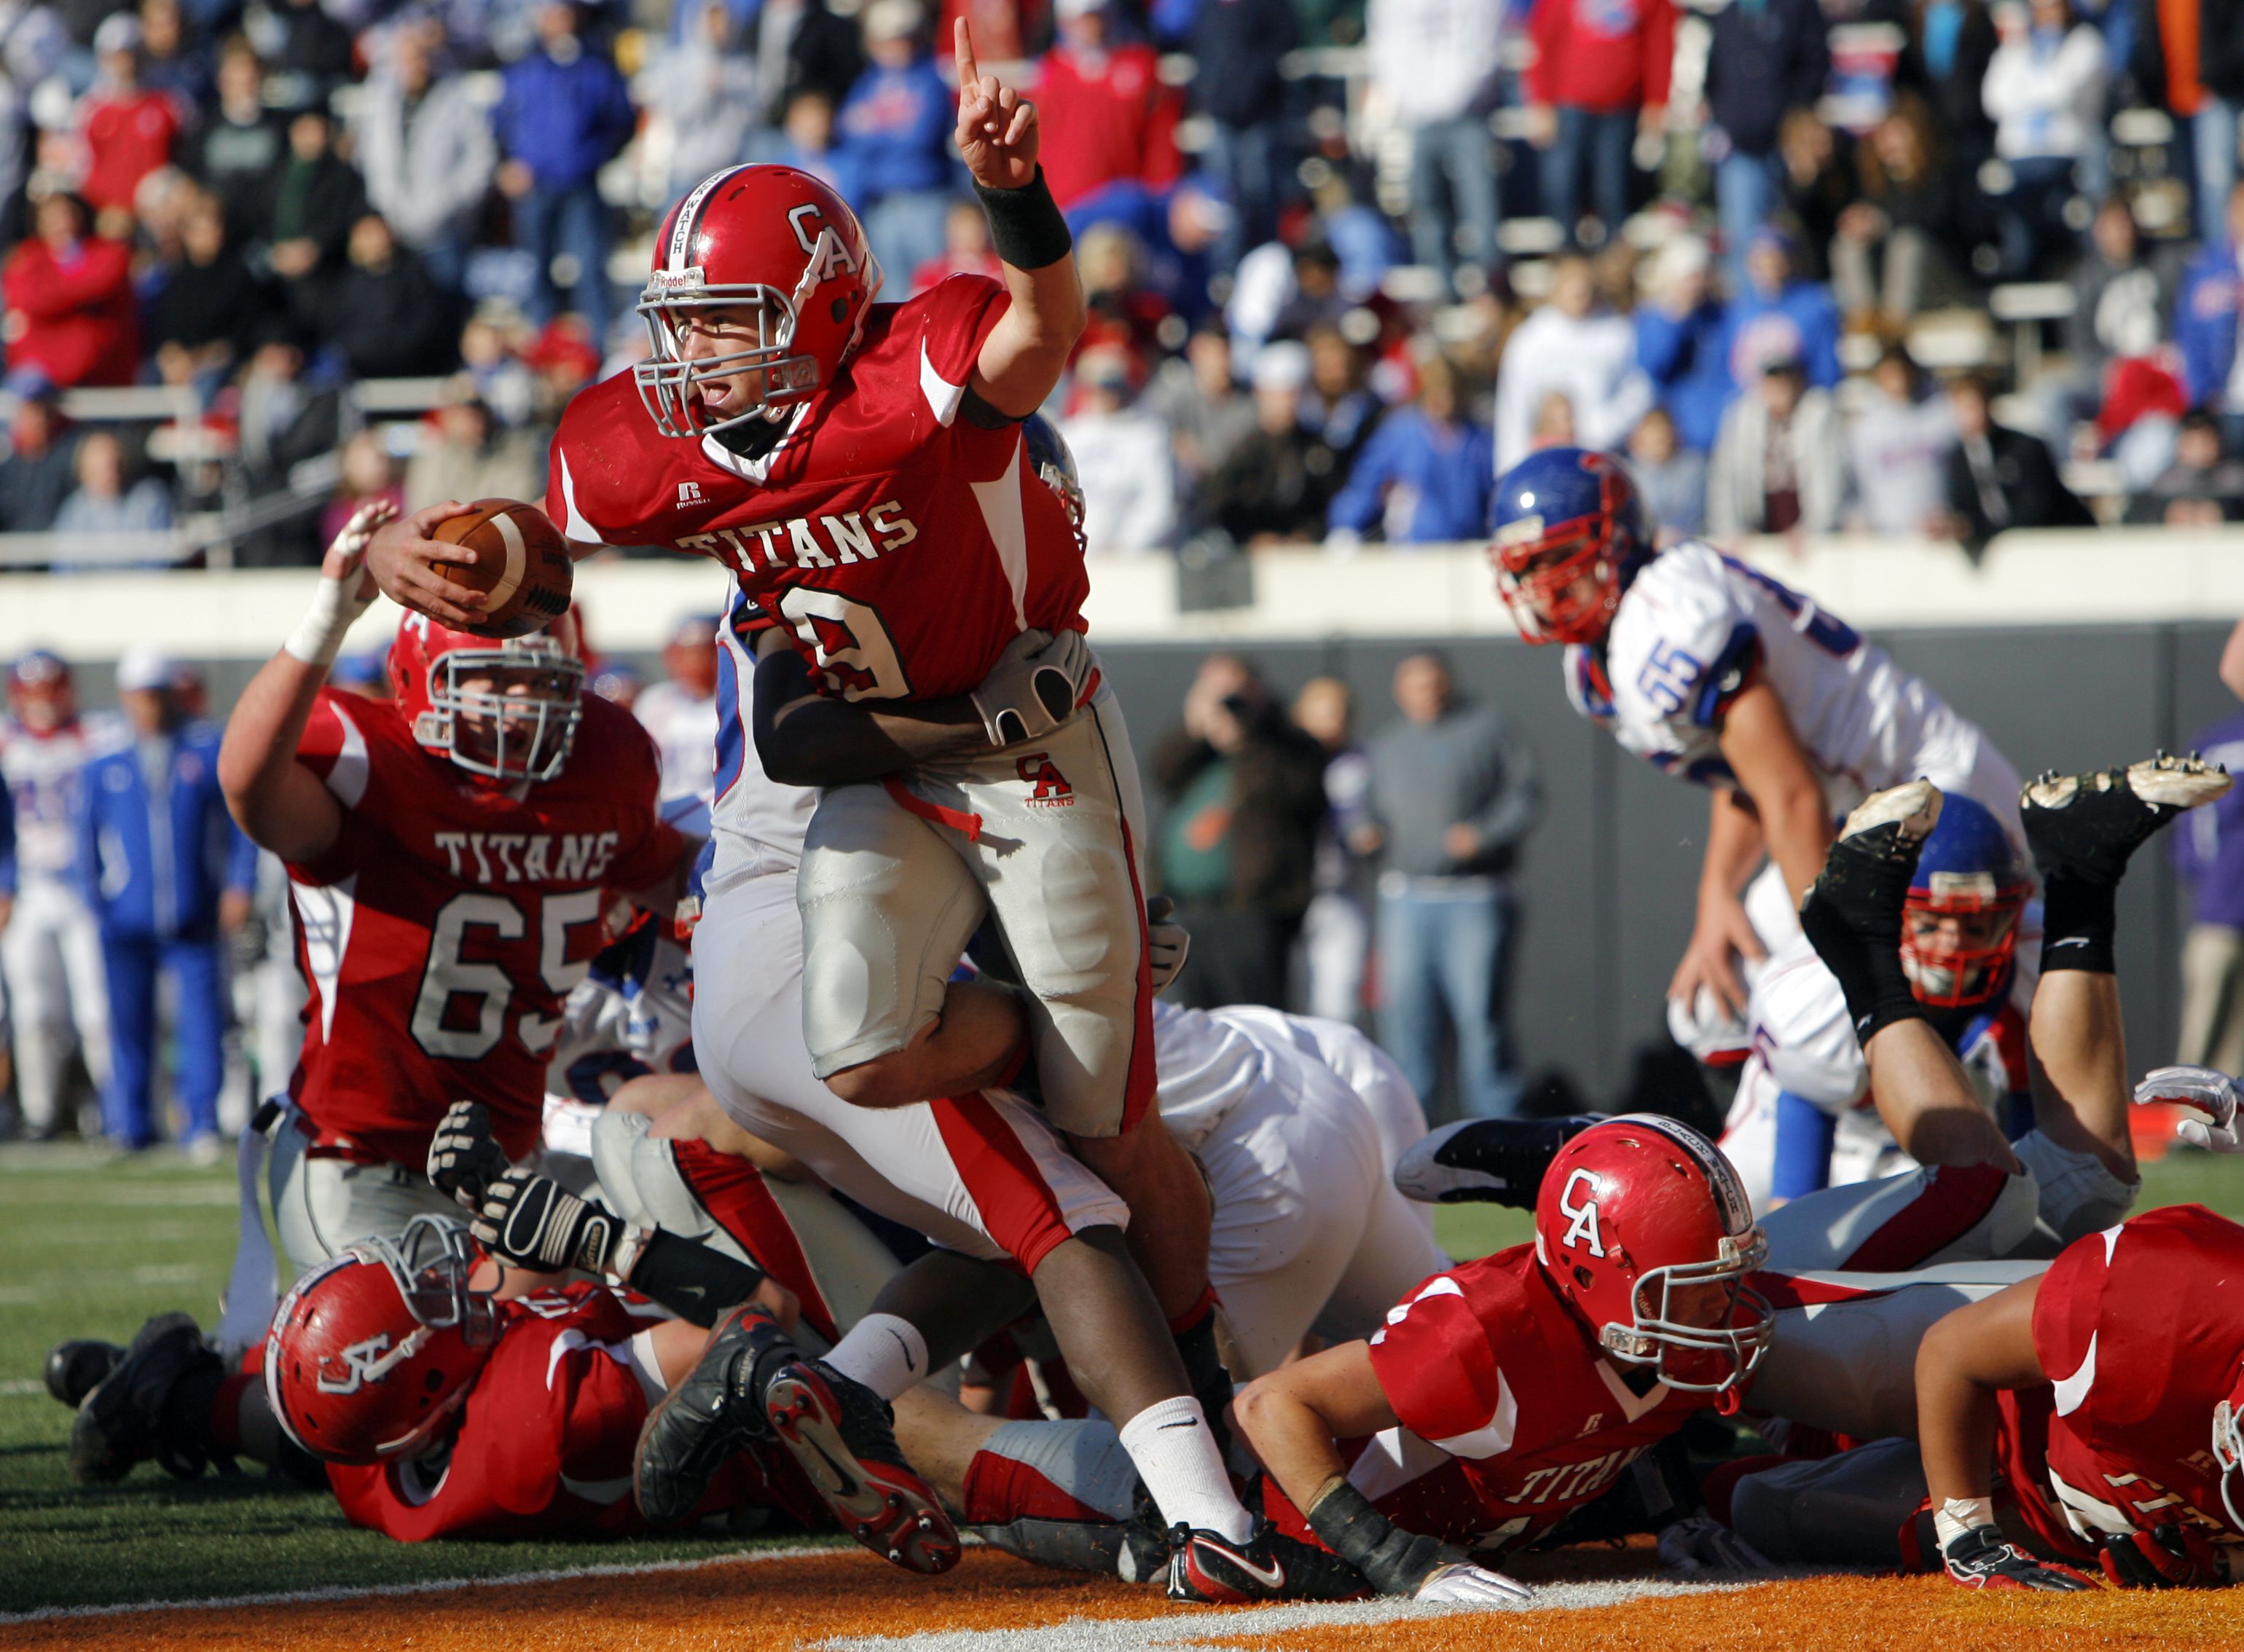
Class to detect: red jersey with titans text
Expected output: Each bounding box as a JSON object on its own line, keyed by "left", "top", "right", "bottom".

{"left": 286, "top": 690, "right": 683, "bottom": 1166}
{"left": 546, "top": 275, "right": 1090, "bottom": 701}
{"left": 1994, "top": 1204, "right": 2244, "bottom": 1563}
{"left": 1262, "top": 1244, "right": 1712, "bottom": 1557}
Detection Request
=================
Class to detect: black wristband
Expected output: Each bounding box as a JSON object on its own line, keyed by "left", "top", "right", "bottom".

{"left": 2039, "top": 873, "right": 2118, "bottom": 975}
{"left": 976, "top": 167, "right": 1073, "bottom": 272}
{"left": 1305, "top": 1480, "right": 1456, "bottom": 1596}
{"left": 625, "top": 1228, "right": 769, "bottom": 1329}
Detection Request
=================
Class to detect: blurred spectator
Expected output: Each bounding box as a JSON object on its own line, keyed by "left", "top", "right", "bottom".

{"left": 352, "top": 17, "right": 498, "bottom": 294}
{"left": 1530, "top": 386, "right": 1575, "bottom": 447}
{"left": 78, "top": 13, "right": 181, "bottom": 221}
{"left": 136, "top": 0, "right": 211, "bottom": 118}
{"left": 146, "top": 183, "right": 262, "bottom": 385}
{"left": 75, "top": 644, "right": 255, "bottom": 1155}
{"left": 1913, "top": 0, "right": 2000, "bottom": 171}
{"left": 1265, "top": 238, "right": 1350, "bottom": 344}
{"left": 1702, "top": 0, "right": 1829, "bottom": 288}
{"left": 910, "top": 197, "right": 1002, "bottom": 290}
{"left": 1151, "top": 652, "right": 1330, "bottom": 1010}
{"left": 1145, "top": 319, "right": 1257, "bottom": 503}
{"left": 1832, "top": 98, "right": 1959, "bottom": 328}
{"left": 1491, "top": 253, "right": 1651, "bottom": 473}
{"left": 1633, "top": 234, "right": 1730, "bottom": 453}
{"left": 2172, "top": 685, "right": 2244, "bottom": 1072}
{"left": 1938, "top": 368, "right": 2095, "bottom": 551}
{"left": 1368, "top": 0, "right": 1499, "bottom": 291}
{"left": 264, "top": 106, "right": 366, "bottom": 307}
{"left": 640, "top": 0, "right": 760, "bottom": 204}
{"left": 635, "top": 612, "right": 721, "bottom": 803}
{"left": 1059, "top": 343, "right": 1177, "bottom": 554}
{"left": 1706, "top": 353, "right": 1842, "bottom": 538}
{"left": 1291, "top": 673, "right": 1373, "bottom": 1023}
{"left": 2, "top": 193, "right": 138, "bottom": 388}
{"left": 2066, "top": 196, "right": 2177, "bottom": 395}
{"left": 0, "top": 4, "right": 66, "bottom": 245}
{"left": 1981, "top": 0, "right": 2104, "bottom": 279}
{"left": 2123, "top": 412, "right": 2244, "bottom": 524}
{"left": 52, "top": 429, "right": 172, "bottom": 537}
{"left": 318, "top": 213, "right": 454, "bottom": 379}
{"left": 458, "top": 309, "right": 536, "bottom": 425}
{"left": 1299, "top": 320, "right": 1383, "bottom": 476}
{"left": 838, "top": 0, "right": 955, "bottom": 283}
{"left": 1037, "top": 0, "right": 1183, "bottom": 214}
{"left": 181, "top": 40, "right": 286, "bottom": 242}
{"left": 233, "top": 332, "right": 343, "bottom": 565}
{"left": 589, "top": 658, "right": 642, "bottom": 709}
{"left": 1625, "top": 404, "right": 1705, "bottom": 537}
{"left": 1359, "top": 650, "right": 1538, "bottom": 1120}
{"left": 270, "top": 0, "right": 356, "bottom": 96}
{"left": 1773, "top": 111, "right": 1854, "bottom": 280}
{"left": 1190, "top": 0, "right": 1298, "bottom": 269}
{"left": 318, "top": 428, "right": 403, "bottom": 546}
{"left": 1199, "top": 339, "right": 1342, "bottom": 543}
{"left": 522, "top": 312, "right": 602, "bottom": 420}
{"left": 1523, "top": 0, "right": 1672, "bottom": 246}
{"left": 1845, "top": 344, "right": 1955, "bottom": 535}
{"left": 494, "top": 0, "right": 636, "bottom": 337}
{"left": 1719, "top": 227, "right": 1842, "bottom": 390}
{"left": 748, "top": 0, "right": 865, "bottom": 129}
{"left": 1077, "top": 222, "right": 1174, "bottom": 361}
{"left": 0, "top": 385, "right": 80, "bottom": 532}
{"left": 777, "top": 90, "right": 862, "bottom": 200}
{"left": 2178, "top": 181, "right": 2244, "bottom": 447}
{"left": 1326, "top": 356, "right": 1492, "bottom": 544}
{"left": 404, "top": 382, "right": 541, "bottom": 509}
{"left": 2190, "top": 0, "right": 2244, "bottom": 248}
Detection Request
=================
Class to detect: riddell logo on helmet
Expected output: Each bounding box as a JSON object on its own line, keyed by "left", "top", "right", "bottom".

{"left": 1558, "top": 1168, "right": 1606, "bottom": 1257}
{"left": 1018, "top": 753, "right": 1072, "bottom": 806}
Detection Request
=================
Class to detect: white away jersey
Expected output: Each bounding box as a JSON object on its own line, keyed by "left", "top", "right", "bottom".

{"left": 706, "top": 586, "right": 817, "bottom": 890}
{"left": 0, "top": 714, "right": 121, "bottom": 881}
{"left": 634, "top": 677, "right": 721, "bottom": 806}
{"left": 1564, "top": 543, "right": 1975, "bottom": 814}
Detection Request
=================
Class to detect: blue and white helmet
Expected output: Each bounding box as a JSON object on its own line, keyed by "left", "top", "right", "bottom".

{"left": 1902, "top": 792, "right": 2029, "bottom": 1009}
{"left": 1490, "top": 447, "right": 1653, "bottom": 645}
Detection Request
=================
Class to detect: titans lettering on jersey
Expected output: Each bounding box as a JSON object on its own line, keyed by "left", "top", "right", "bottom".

{"left": 1564, "top": 541, "right": 1974, "bottom": 814}
{"left": 284, "top": 690, "right": 681, "bottom": 1165}
{"left": 546, "top": 274, "right": 1091, "bottom": 703}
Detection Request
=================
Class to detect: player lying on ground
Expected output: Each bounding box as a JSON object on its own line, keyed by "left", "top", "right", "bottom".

{"left": 214, "top": 506, "right": 695, "bottom": 1270}
{"left": 1405, "top": 758, "right": 2228, "bottom": 1279}
{"left": 1492, "top": 448, "right": 2030, "bottom": 1195}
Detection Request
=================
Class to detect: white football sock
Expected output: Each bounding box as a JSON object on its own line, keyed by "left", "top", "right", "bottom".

{"left": 1116, "top": 1396, "right": 1253, "bottom": 1544}
{"left": 820, "top": 1313, "right": 930, "bottom": 1403}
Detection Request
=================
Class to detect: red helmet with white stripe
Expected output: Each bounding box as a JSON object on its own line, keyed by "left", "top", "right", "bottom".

{"left": 2216, "top": 1361, "right": 2244, "bottom": 1532}
{"left": 388, "top": 613, "right": 585, "bottom": 784}
{"left": 635, "top": 165, "right": 883, "bottom": 439}
{"left": 1534, "top": 1114, "right": 1773, "bottom": 1405}
{"left": 264, "top": 1217, "right": 501, "bottom": 1464}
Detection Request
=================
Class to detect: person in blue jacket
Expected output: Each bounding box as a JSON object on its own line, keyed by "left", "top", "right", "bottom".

{"left": 75, "top": 645, "right": 255, "bottom": 1153}
{"left": 1325, "top": 358, "right": 1495, "bottom": 545}
{"left": 2177, "top": 180, "right": 2244, "bottom": 452}
{"left": 1717, "top": 227, "right": 1843, "bottom": 391}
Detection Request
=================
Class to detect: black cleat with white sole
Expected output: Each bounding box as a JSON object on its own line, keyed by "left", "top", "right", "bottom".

{"left": 1166, "top": 1522, "right": 1370, "bottom": 1603}
{"left": 1392, "top": 1116, "right": 1603, "bottom": 1206}
{"left": 633, "top": 1302, "right": 788, "bottom": 1526}
{"left": 2020, "top": 755, "right": 2231, "bottom": 889}
{"left": 68, "top": 1313, "right": 223, "bottom": 1484}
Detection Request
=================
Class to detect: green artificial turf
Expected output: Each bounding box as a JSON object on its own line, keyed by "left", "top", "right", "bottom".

{"left": 0, "top": 1141, "right": 2237, "bottom": 1615}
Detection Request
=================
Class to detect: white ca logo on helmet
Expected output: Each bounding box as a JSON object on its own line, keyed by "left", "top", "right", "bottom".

{"left": 315, "top": 1326, "right": 432, "bottom": 1394}
{"left": 1558, "top": 1168, "right": 1606, "bottom": 1258}
{"left": 788, "top": 204, "right": 860, "bottom": 285}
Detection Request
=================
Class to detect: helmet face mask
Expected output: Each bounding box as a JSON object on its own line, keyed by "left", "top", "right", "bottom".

{"left": 1899, "top": 793, "right": 2030, "bottom": 1010}
{"left": 2215, "top": 1365, "right": 2244, "bottom": 1533}
{"left": 1606, "top": 1229, "right": 1773, "bottom": 1393}
{"left": 635, "top": 290, "right": 826, "bottom": 438}
{"left": 393, "top": 618, "right": 585, "bottom": 784}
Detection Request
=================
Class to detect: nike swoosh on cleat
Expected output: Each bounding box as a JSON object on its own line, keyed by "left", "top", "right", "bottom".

{"left": 1198, "top": 1541, "right": 1284, "bottom": 1590}
{"left": 2049, "top": 937, "right": 2089, "bottom": 948}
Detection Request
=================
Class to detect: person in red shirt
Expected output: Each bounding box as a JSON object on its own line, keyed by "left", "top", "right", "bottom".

{"left": 77, "top": 15, "right": 182, "bottom": 221}
{"left": 1, "top": 194, "right": 139, "bottom": 389}
{"left": 1035, "top": 0, "right": 1182, "bottom": 212}
{"left": 1524, "top": 0, "right": 1674, "bottom": 245}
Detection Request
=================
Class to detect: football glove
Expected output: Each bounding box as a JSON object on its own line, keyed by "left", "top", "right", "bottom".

{"left": 2098, "top": 1523, "right": 2225, "bottom": 1589}
{"left": 2134, "top": 1065, "right": 2244, "bottom": 1154}
{"left": 1146, "top": 894, "right": 1190, "bottom": 994}
{"left": 970, "top": 627, "right": 1092, "bottom": 747}
{"left": 1411, "top": 1561, "right": 1531, "bottom": 1606}
{"left": 427, "top": 1100, "right": 511, "bottom": 1208}
{"left": 473, "top": 1168, "right": 622, "bottom": 1274}
{"left": 1940, "top": 1524, "right": 2097, "bottom": 1592}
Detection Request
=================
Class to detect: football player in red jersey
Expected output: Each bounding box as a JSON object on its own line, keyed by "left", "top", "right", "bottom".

{"left": 1228, "top": 1114, "right": 1773, "bottom": 1605}
{"left": 215, "top": 505, "right": 694, "bottom": 1270}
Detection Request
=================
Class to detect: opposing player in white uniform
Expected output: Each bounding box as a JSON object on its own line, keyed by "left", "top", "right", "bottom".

{"left": 0, "top": 650, "right": 114, "bottom": 1137}
{"left": 632, "top": 613, "right": 723, "bottom": 806}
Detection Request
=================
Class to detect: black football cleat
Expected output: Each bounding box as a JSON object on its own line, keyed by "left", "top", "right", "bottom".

{"left": 1800, "top": 780, "right": 1942, "bottom": 945}
{"left": 762, "top": 1355, "right": 960, "bottom": 1575}
{"left": 633, "top": 1302, "right": 785, "bottom": 1526}
{"left": 44, "top": 1339, "right": 125, "bottom": 1409}
{"left": 2021, "top": 755, "right": 2231, "bottom": 889}
{"left": 1166, "top": 1522, "right": 1370, "bottom": 1604}
{"left": 1393, "top": 1115, "right": 1601, "bottom": 1206}
{"left": 68, "top": 1313, "right": 222, "bottom": 1484}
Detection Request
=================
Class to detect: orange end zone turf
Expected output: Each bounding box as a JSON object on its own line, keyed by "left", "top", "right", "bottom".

{"left": 7, "top": 1548, "right": 2244, "bottom": 1652}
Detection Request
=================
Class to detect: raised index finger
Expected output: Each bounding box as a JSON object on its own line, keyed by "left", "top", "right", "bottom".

{"left": 954, "top": 16, "right": 978, "bottom": 87}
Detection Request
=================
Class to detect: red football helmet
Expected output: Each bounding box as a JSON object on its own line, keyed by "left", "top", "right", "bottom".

{"left": 1533, "top": 1114, "right": 1773, "bottom": 1406}
{"left": 2215, "top": 1361, "right": 2244, "bottom": 1533}
{"left": 264, "top": 1216, "right": 501, "bottom": 1464}
{"left": 389, "top": 613, "right": 585, "bottom": 784}
{"left": 635, "top": 164, "right": 884, "bottom": 439}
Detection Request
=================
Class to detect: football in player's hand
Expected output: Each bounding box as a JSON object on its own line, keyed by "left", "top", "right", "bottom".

{"left": 431, "top": 500, "right": 574, "bottom": 640}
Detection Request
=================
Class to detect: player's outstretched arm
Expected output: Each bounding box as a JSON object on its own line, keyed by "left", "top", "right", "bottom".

{"left": 218, "top": 503, "right": 395, "bottom": 864}
{"left": 1671, "top": 790, "right": 1770, "bottom": 1018}
{"left": 954, "top": 20, "right": 1086, "bottom": 417}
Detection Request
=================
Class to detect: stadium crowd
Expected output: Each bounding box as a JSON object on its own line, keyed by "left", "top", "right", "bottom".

{"left": 0, "top": 0, "right": 2235, "bottom": 564}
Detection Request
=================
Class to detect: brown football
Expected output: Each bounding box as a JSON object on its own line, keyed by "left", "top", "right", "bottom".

{"left": 431, "top": 499, "right": 575, "bottom": 640}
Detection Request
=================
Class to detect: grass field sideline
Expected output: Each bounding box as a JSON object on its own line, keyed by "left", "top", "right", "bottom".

{"left": 0, "top": 1143, "right": 2237, "bottom": 1615}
